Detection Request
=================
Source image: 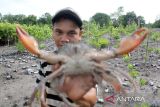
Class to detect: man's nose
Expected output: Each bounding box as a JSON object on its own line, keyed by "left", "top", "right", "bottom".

{"left": 61, "top": 34, "right": 69, "bottom": 43}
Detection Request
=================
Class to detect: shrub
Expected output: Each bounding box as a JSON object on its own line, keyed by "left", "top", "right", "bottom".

{"left": 129, "top": 70, "right": 140, "bottom": 78}
{"left": 89, "top": 37, "right": 110, "bottom": 49}
{"left": 0, "top": 22, "right": 17, "bottom": 45}
{"left": 139, "top": 78, "right": 147, "bottom": 86}
{"left": 0, "top": 22, "right": 52, "bottom": 52}
{"left": 127, "top": 63, "right": 135, "bottom": 70}
{"left": 122, "top": 54, "right": 131, "bottom": 63}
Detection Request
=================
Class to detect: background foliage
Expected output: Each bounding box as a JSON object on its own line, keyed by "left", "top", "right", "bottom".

{"left": 0, "top": 6, "right": 159, "bottom": 51}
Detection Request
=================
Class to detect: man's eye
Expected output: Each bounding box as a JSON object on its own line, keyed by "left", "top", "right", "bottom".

{"left": 68, "top": 32, "right": 76, "bottom": 36}
{"left": 55, "top": 31, "right": 62, "bottom": 35}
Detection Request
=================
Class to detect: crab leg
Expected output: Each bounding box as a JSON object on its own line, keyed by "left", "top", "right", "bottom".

{"left": 27, "top": 86, "right": 39, "bottom": 107}
{"left": 40, "top": 65, "right": 79, "bottom": 107}
{"left": 93, "top": 63, "right": 124, "bottom": 93}
{"left": 16, "top": 25, "right": 69, "bottom": 64}
{"left": 40, "top": 84, "right": 49, "bottom": 107}
{"left": 86, "top": 28, "right": 149, "bottom": 61}
{"left": 36, "top": 65, "right": 64, "bottom": 90}
{"left": 116, "top": 71, "right": 137, "bottom": 92}
{"left": 28, "top": 65, "right": 64, "bottom": 107}
{"left": 102, "top": 73, "right": 123, "bottom": 93}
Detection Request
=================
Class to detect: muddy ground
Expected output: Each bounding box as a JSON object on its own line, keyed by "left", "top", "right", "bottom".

{"left": 0, "top": 39, "right": 160, "bottom": 107}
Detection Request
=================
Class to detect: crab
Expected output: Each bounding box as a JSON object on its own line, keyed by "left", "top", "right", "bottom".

{"left": 16, "top": 26, "right": 149, "bottom": 107}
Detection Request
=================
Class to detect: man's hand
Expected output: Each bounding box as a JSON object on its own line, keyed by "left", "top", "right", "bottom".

{"left": 54, "top": 63, "right": 97, "bottom": 106}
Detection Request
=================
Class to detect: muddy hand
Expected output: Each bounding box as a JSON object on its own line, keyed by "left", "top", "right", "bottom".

{"left": 116, "top": 28, "right": 149, "bottom": 55}
{"left": 16, "top": 25, "right": 40, "bottom": 56}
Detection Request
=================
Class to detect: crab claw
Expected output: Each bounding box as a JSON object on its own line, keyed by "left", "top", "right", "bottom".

{"left": 16, "top": 25, "right": 69, "bottom": 65}
{"left": 102, "top": 72, "right": 123, "bottom": 93}
{"left": 16, "top": 25, "right": 40, "bottom": 56}
{"left": 116, "top": 28, "right": 149, "bottom": 55}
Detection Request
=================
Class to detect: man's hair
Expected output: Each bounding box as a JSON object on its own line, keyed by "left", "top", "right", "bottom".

{"left": 52, "top": 8, "right": 83, "bottom": 30}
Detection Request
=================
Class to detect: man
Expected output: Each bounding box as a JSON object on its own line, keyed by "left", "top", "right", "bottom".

{"left": 37, "top": 8, "right": 97, "bottom": 107}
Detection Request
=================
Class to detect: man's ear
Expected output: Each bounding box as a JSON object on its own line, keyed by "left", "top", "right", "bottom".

{"left": 79, "top": 30, "right": 83, "bottom": 40}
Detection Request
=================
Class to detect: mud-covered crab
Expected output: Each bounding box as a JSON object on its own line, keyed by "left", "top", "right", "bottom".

{"left": 16, "top": 26, "right": 149, "bottom": 107}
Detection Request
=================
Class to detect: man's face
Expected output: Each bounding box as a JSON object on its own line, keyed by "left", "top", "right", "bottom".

{"left": 52, "top": 19, "right": 82, "bottom": 48}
